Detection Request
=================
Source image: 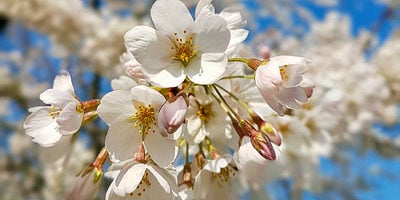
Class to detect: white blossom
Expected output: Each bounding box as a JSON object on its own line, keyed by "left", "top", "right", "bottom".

{"left": 255, "top": 56, "right": 311, "bottom": 115}
{"left": 23, "top": 70, "right": 83, "bottom": 147}
{"left": 124, "top": 0, "right": 231, "bottom": 87}
{"left": 105, "top": 160, "right": 177, "bottom": 200}
{"left": 97, "top": 85, "right": 178, "bottom": 167}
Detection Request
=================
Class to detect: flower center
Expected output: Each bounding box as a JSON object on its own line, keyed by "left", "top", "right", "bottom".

{"left": 49, "top": 106, "right": 62, "bottom": 119}
{"left": 279, "top": 65, "right": 289, "bottom": 81}
{"left": 171, "top": 30, "right": 198, "bottom": 66}
{"left": 197, "top": 103, "right": 214, "bottom": 123}
{"left": 131, "top": 104, "right": 156, "bottom": 135}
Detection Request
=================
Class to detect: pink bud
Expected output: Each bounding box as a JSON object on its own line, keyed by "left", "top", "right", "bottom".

{"left": 260, "top": 122, "right": 281, "bottom": 146}
{"left": 125, "top": 64, "right": 145, "bottom": 79}
{"left": 250, "top": 132, "right": 276, "bottom": 160}
{"left": 158, "top": 95, "right": 188, "bottom": 137}
{"left": 258, "top": 45, "right": 271, "bottom": 59}
{"left": 121, "top": 53, "right": 145, "bottom": 79}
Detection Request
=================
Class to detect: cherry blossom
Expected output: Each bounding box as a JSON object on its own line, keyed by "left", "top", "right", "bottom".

{"left": 105, "top": 160, "right": 177, "bottom": 200}
{"left": 124, "top": 0, "right": 231, "bottom": 87}
{"left": 255, "top": 56, "right": 311, "bottom": 115}
{"left": 97, "top": 85, "right": 178, "bottom": 167}
{"left": 23, "top": 70, "right": 83, "bottom": 147}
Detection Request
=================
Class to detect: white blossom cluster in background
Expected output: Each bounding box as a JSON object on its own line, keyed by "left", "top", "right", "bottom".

{"left": 0, "top": 0, "right": 400, "bottom": 199}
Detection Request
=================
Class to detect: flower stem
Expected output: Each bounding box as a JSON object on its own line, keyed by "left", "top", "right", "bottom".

{"left": 185, "top": 141, "right": 189, "bottom": 164}
{"left": 211, "top": 85, "right": 241, "bottom": 121}
{"left": 220, "top": 75, "right": 254, "bottom": 80}
{"left": 213, "top": 83, "right": 254, "bottom": 116}
{"left": 92, "top": 147, "right": 108, "bottom": 169}
{"left": 228, "top": 57, "right": 249, "bottom": 64}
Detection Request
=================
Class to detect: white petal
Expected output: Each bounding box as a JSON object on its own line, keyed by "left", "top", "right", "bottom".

{"left": 27, "top": 106, "right": 49, "bottom": 113}
{"left": 294, "top": 86, "right": 308, "bottom": 102}
{"left": 269, "top": 56, "right": 308, "bottom": 87}
{"left": 270, "top": 56, "right": 309, "bottom": 67}
{"left": 262, "top": 95, "right": 285, "bottom": 116}
{"left": 24, "top": 108, "right": 62, "bottom": 147}
{"left": 145, "top": 130, "right": 178, "bottom": 168}
{"left": 276, "top": 88, "right": 300, "bottom": 109}
{"left": 40, "top": 89, "right": 76, "bottom": 107}
{"left": 151, "top": 0, "right": 194, "bottom": 36}
{"left": 138, "top": 168, "right": 175, "bottom": 199}
{"left": 186, "top": 112, "right": 201, "bottom": 134}
{"left": 32, "top": 121, "right": 62, "bottom": 147}
{"left": 57, "top": 102, "right": 82, "bottom": 135}
{"left": 53, "top": 70, "right": 75, "bottom": 95}
{"left": 142, "top": 62, "right": 185, "bottom": 88}
{"left": 255, "top": 63, "right": 282, "bottom": 92}
{"left": 195, "top": 14, "right": 230, "bottom": 53}
{"left": 219, "top": 8, "right": 246, "bottom": 29}
{"left": 97, "top": 90, "right": 134, "bottom": 124}
{"left": 186, "top": 53, "right": 227, "bottom": 85}
{"left": 105, "top": 187, "right": 126, "bottom": 200}
{"left": 195, "top": 0, "right": 214, "bottom": 18}
{"left": 124, "top": 26, "right": 172, "bottom": 70}
{"left": 113, "top": 163, "right": 147, "bottom": 196}
{"left": 225, "top": 29, "right": 248, "bottom": 55}
{"left": 277, "top": 87, "right": 307, "bottom": 109}
{"left": 24, "top": 107, "right": 53, "bottom": 131}
{"left": 131, "top": 86, "right": 166, "bottom": 110}
{"left": 193, "top": 170, "right": 212, "bottom": 199}
{"left": 147, "top": 165, "right": 172, "bottom": 193}
{"left": 111, "top": 76, "right": 138, "bottom": 91}
{"left": 105, "top": 119, "right": 142, "bottom": 162}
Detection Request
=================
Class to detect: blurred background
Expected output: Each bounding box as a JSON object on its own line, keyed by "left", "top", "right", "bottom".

{"left": 1, "top": 0, "right": 400, "bottom": 199}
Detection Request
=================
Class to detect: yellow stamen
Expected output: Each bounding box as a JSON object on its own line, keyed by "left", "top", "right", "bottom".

{"left": 171, "top": 30, "right": 198, "bottom": 66}
{"left": 131, "top": 104, "right": 156, "bottom": 135}
{"left": 197, "top": 103, "right": 214, "bottom": 123}
{"left": 49, "top": 106, "right": 62, "bottom": 119}
{"left": 279, "top": 65, "right": 289, "bottom": 81}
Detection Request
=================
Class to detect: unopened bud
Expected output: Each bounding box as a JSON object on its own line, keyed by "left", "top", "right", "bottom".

{"left": 260, "top": 122, "right": 281, "bottom": 146}
{"left": 249, "top": 112, "right": 263, "bottom": 126}
{"left": 258, "top": 45, "right": 271, "bottom": 59}
{"left": 158, "top": 95, "right": 188, "bottom": 137}
{"left": 121, "top": 53, "right": 145, "bottom": 80}
{"left": 250, "top": 132, "right": 276, "bottom": 160}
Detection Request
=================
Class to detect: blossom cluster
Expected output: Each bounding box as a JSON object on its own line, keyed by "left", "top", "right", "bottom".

{"left": 21, "top": 0, "right": 316, "bottom": 199}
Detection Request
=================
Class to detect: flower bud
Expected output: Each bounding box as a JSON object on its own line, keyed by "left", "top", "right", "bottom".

{"left": 121, "top": 53, "right": 145, "bottom": 80}
{"left": 158, "top": 95, "right": 188, "bottom": 137}
{"left": 250, "top": 131, "right": 276, "bottom": 160}
{"left": 258, "top": 45, "right": 271, "bottom": 59}
{"left": 260, "top": 122, "right": 281, "bottom": 146}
